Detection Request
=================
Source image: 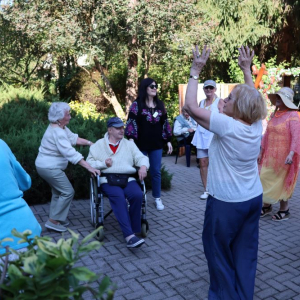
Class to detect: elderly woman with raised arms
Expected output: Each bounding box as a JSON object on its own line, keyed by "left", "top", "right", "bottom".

{"left": 35, "top": 102, "right": 100, "bottom": 232}
{"left": 184, "top": 46, "right": 267, "bottom": 300}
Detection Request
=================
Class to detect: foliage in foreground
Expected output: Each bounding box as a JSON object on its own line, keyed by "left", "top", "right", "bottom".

{"left": 0, "top": 228, "right": 115, "bottom": 300}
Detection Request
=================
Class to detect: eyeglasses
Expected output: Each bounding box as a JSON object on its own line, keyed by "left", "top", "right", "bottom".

{"left": 149, "top": 84, "right": 158, "bottom": 90}
{"left": 204, "top": 86, "right": 215, "bottom": 90}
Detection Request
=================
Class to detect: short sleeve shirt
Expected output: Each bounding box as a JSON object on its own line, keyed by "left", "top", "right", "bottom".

{"left": 207, "top": 111, "right": 263, "bottom": 202}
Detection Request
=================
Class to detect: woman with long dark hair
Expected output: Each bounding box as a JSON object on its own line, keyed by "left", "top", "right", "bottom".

{"left": 125, "top": 78, "right": 172, "bottom": 211}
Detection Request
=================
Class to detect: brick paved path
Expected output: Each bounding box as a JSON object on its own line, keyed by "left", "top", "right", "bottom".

{"left": 31, "top": 155, "right": 300, "bottom": 300}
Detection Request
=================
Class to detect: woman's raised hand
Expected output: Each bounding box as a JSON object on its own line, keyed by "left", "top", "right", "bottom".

{"left": 191, "top": 45, "right": 211, "bottom": 74}
{"left": 238, "top": 46, "right": 254, "bottom": 71}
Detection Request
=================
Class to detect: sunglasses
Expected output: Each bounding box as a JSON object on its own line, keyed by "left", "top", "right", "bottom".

{"left": 149, "top": 84, "right": 158, "bottom": 90}
{"left": 204, "top": 86, "right": 215, "bottom": 90}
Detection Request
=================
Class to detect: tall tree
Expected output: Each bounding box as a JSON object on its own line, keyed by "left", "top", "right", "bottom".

{"left": 202, "top": 0, "right": 284, "bottom": 61}
{"left": 1, "top": 0, "right": 201, "bottom": 117}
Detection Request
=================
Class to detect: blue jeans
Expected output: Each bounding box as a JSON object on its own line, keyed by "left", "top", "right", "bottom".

{"left": 202, "top": 194, "right": 262, "bottom": 300}
{"left": 101, "top": 181, "right": 143, "bottom": 238}
{"left": 142, "top": 149, "right": 162, "bottom": 198}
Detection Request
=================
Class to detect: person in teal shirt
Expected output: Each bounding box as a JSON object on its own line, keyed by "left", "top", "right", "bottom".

{"left": 0, "top": 139, "right": 41, "bottom": 255}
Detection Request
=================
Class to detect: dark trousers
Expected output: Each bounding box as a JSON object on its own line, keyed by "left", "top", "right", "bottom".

{"left": 202, "top": 194, "right": 262, "bottom": 300}
{"left": 101, "top": 181, "right": 142, "bottom": 238}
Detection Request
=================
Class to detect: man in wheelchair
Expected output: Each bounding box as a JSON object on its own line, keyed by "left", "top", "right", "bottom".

{"left": 86, "top": 117, "right": 149, "bottom": 248}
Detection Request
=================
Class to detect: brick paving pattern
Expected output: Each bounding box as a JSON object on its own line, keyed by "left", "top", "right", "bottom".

{"left": 31, "top": 155, "right": 300, "bottom": 300}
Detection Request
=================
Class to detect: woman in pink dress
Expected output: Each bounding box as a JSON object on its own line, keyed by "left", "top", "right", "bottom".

{"left": 259, "top": 87, "right": 300, "bottom": 221}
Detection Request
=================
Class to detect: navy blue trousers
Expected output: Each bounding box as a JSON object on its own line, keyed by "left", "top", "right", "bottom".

{"left": 202, "top": 194, "right": 262, "bottom": 300}
{"left": 101, "top": 181, "right": 142, "bottom": 238}
{"left": 142, "top": 149, "right": 162, "bottom": 198}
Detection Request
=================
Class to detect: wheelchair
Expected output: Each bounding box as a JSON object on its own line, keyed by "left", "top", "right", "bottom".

{"left": 89, "top": 173, "right": 149, "bottom": 241}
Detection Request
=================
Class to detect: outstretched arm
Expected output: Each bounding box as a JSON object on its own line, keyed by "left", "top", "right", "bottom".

{"left": 184, "top": 45, "right": 212, "bottom": 130}
{"left": 238, "top": 46, "right": 255, "bottom": 88}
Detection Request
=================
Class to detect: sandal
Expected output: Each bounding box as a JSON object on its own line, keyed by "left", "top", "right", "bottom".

{"left": 261, "top": 205, "right": 272, "bottom": 217}
{"left": 272, "top": 209, "right": 290, "bottom": 222}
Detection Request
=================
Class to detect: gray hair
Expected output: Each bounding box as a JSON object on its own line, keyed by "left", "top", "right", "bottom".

{"left": 48, "top": 102, "right": 71, "bottom": 123}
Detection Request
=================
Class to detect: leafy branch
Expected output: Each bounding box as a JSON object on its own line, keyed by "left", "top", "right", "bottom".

{"left": 0, "top": 228, "right": 115, "bottom": 300}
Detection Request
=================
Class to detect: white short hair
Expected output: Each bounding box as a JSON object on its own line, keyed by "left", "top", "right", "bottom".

{"left": 48, "top": 102, "right": 71, "bottom": 123}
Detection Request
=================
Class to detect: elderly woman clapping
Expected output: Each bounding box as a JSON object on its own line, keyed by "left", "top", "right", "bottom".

{"left": 184, "top": 46, "right": 267, "bottom": 300}
{"left": 35, "top": 102, "right": 100, "bottom": 232}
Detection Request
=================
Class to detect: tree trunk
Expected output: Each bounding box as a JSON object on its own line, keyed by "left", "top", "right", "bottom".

{"left": 125, "top": 0, "right": 138, "bottom": 116}
{"left": 58, "top": 57, "right": 64, "bottom": 98}
{"left": 93, "top": 56, "right": 126, "bottom": 120}
{"left": 125, "top": 49, "right": 138, "bottom": 115}
{"left": 276, "top": 15, "right": 294, "bottom": 64}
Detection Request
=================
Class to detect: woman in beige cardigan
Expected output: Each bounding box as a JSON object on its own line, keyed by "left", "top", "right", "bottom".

{"left": 35, "top": 102, "right": 100, "bottom": 232}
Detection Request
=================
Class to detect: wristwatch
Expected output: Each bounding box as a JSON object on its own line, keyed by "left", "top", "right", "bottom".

{"left": 189, "top": 75, "right": 199, "bottom": 80}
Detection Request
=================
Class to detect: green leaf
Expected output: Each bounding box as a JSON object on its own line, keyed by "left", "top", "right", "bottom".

{"left": 11, "top": 228, "right": 28, "bottom": 239}
{"left": 98, "top": 276, "right": 112, "bottom": 296}
{"left": 70, "top": 267, "right": 97, "bottom": 282}
{"left": 81, "top": 227, "right": 102, "bottom": 244}
{"left": 61, "top": 242, "right": 74, "bottom": 262}
{"left": 45, "top": 257, "right": 67, "bottom": 269}
{"left": 7, "top": 264, "right": 23, "bottom": 279}
{"left": 68, "top": 229, "right": 80, "bottom": 240}
{"left": 36, "top": 240, "right": 60, "bottom": 256}
{"left": 78, "top": 241, "right": 101, "bottom": 253}
{"left": 38, "top": 269, "right": 65, "bottom": 285}
{"left": 22, "top": 256, "right": 39, "bottom": 275}
{"left": 17, "top": 239, "right": 27, "bottom": 244}
{"left": 1, "top": 237, "right": 14, "bottom": 242}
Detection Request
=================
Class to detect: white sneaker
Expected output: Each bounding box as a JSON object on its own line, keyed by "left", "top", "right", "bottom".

{"left": 155, "top": 198, "right": 164, "bottom": 210}
{"left": 200, "top": 192, "right": 209, "bottom": 200}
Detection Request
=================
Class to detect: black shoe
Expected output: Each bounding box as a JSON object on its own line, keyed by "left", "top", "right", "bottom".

{"left": 127, "top": 236, "right": 145, "bottom": 248}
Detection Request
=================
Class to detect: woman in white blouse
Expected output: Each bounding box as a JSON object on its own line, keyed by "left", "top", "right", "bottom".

{"left": 35, "top": 102, "right": 100, "bottom": 232}
{"left": 192, "top": 80, "right": 223, "bottom": 200}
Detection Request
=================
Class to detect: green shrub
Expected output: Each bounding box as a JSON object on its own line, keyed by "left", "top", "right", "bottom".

{"left": 144, "top": 164, "right": 173, "bottom": 191}
{"left": 0, "top": 228, "right": 115, "bottom": 299}
{"left": 69, "top": 100, "right": 103, "bottom": 120}
{"left": 0, "top": 84, "right": 45, "bottom": 106}
{"left": 0, "top": 97, "right": 107, "bottom": 204}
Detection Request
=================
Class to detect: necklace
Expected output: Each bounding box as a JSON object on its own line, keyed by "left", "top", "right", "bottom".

{"left": 204, "top": 96, "right": 216, "bottom": 110}
{"left": 274, "top": 109, "right": 289, "bottom": 118}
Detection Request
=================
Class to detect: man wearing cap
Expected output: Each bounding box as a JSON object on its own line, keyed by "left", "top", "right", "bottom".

{"left": 86, "top": 117, "right": 149, "bottom": 248}
{"left": 191, "top": 80, "right": 224, "bottom": 200}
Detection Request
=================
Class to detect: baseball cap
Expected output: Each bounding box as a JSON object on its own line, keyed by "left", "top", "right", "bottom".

{"left": 107, "top": 117, "right": 125, "bottom": 128}
{"left": 203, "top": 80, "right": 216, "bottom": 88}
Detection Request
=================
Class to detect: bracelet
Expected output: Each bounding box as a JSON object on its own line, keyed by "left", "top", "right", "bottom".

{"left": 88, "top": 141, "right": 91, "bottom": 145}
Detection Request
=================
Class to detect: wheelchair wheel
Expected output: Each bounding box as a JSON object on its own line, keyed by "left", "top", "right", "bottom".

{"left": 141, "top": 221, "right": 149, "bottom": 238}
{"left": 90, "top": 178, "right": 99, "bottom": 226}
{"left": 96, "top": 224, "right": 105, "bottom": 241}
